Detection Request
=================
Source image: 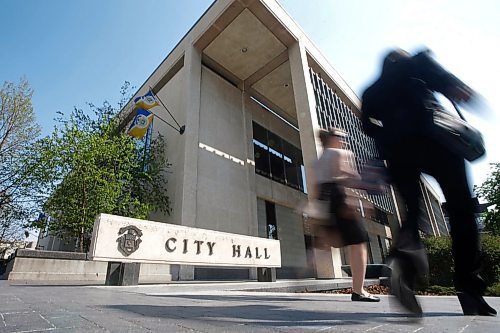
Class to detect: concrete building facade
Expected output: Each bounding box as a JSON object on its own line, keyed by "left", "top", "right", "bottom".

{"left": 118, "top": 0, "right": 437, "bottom": 280}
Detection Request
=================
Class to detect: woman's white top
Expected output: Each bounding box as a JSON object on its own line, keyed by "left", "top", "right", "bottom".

{"left": 313, "top": 148, "right": 360, "bottom": 186}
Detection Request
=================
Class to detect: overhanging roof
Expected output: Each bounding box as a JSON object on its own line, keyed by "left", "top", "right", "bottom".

{"left": 123, "top": 0, "right": 362, "bottom": 128}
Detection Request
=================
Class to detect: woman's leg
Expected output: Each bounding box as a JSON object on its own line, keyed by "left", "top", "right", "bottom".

{"left": 350, "top": 242, "right": 368, "bottom": 295}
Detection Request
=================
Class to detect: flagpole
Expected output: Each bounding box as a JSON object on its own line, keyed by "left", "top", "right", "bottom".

{"left": 149, "top": 110, "right": 183, "bottom": 133}
{"left": 149, "top": 87, "right": 185, "bottom": 134}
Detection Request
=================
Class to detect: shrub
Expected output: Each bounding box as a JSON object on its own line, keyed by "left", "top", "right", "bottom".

{"left": 421, "top": 285, "right": 455, "bottom": 295}
{"left": 423, "top": 235, "right": 500, "bottom": 288}
{"left": 485, "top": 283, "right": 500, "bottom": 297}
{"left": 422, "top": 236, "right": 454, "bottom": 287}
{"left": 480, "top": 234, "right": 500, "bottom": 287}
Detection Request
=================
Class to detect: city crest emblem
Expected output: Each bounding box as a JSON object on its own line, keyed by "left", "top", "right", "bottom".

{"left": 117, "top": 225, "right": 143, "bottom": 256}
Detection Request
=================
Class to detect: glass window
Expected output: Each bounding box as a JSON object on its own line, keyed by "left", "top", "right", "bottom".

{"left": 252, "top": 122, "right": 305, "bottom": 192}
{"left": 254, "top": 142, "right": 270, "bottom": 177}
{"left": 282, "top": 141, "right": 299, "bottom": 189}
{"left": 253, "top": 122, "right": 267, "bottom": 144}
{"left": 267, "top": 132, "right": 284, "bottom": 182}
{"left": 265, "top": 201, "right": 278, "bottom": 240}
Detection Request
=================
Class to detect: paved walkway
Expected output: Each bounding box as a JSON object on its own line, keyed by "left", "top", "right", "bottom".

{"left": 0, "top": 280, "right": 498, "bottom": 332}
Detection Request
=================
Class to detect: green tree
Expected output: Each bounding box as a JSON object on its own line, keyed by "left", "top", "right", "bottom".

{"left": 29, "top": 84, "right": 170, "bottom": 252}
{"left": 476, "top": 163, "right": 500, "bottom": 236}
{"left": 0, "top": 79, "right": 41, "bottom": 240}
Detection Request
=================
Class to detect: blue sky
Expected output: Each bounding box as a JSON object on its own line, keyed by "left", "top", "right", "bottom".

{"left": 1, "top": 0, "right": 499, "bottom": 196}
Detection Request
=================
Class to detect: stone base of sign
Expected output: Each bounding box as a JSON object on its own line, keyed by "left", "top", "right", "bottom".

{"left": 105, "top": 262, "right": 140, "bottom": 286}
{"left": 1, "top": 249, "right": 173, "bottom": 283}
{"left": 257, "top": 267, "right": 276, "bottom": 282}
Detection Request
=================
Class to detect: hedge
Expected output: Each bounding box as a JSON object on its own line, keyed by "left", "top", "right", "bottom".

{"left": 422, "top": 234, "right": 500, "bottom": 288}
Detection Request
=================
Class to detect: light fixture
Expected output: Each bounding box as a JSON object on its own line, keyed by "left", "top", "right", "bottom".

{"left": 241, "top": 47, "right": 248, "bottom": 53}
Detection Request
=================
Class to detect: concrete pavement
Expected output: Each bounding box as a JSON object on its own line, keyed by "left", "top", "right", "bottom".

{"left": 0, "top": 280, "right": 498, "bottom": 332}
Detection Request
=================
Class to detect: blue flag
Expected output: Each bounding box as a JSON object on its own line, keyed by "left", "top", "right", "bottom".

{"left": 134, "top": 90, "right": 159, "bottom": 110}
{"left": 127, "top": 109, "right": 153, "bottom": 139}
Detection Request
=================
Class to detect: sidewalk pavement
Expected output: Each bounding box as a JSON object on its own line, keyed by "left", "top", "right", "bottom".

{"left": 0, "top": 279, "right": 498, "bottom": 333}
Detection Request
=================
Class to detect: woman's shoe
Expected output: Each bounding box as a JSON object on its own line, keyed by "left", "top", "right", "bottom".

{"left": 351, "top": 292, "right": 380, "bottom": 302}
{"left": 457, "top": 291, "right": 497, "bottom": 316}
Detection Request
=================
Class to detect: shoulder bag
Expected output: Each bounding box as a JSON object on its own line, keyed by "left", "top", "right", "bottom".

{"left": 429, "top": 100, "right": 485, "bottom": 162}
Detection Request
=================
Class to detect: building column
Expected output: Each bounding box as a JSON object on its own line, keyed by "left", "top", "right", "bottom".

{"left": 242, "top": 92, "right": 259, "bottom": 281}
{"left": 178, "top": 44, "right": 202, "bottom": 280}
{"left": 288, "top": 41, "right": 343, "bottom": 278}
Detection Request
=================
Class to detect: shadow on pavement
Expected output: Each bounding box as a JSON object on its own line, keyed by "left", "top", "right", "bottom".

{"left": 150, "top": 293, "right": 350, "bottom": 303}
{"left": 104, "top": 302, "right": 461, "bottom": 328}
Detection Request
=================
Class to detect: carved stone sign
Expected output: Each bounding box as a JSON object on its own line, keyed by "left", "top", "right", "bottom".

{"left": 89, "top": 214, "right": 281, "bottom": 267}
{"left": 117, "top": 225, "right": 143, "bottom": 256}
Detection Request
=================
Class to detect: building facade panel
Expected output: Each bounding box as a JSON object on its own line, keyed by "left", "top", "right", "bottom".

{"left": 196, "top": 66, "right": 254, "bottom": 236}
{"left": 148, "top": 67, "right": 187, "bottom": 226}
{"left": 275, "top": 203, "right": 308, "bottom": 271}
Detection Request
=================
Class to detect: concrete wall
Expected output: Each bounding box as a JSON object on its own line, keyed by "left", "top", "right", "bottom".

{"left": 2, "top": 256, "right": 175, "bottom": 283}
{"left": 196, "top": 66, "right": 254, "bottom": 236}
{"left": 275, "top": 204, "right": 307, "bottom": 269}
{"left": 148, "top": 67, "right": 186, "bottom": 225}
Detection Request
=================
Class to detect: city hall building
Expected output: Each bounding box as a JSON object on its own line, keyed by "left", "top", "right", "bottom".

{"left": 117, "top": 0, "right": 444, "bottom": 281}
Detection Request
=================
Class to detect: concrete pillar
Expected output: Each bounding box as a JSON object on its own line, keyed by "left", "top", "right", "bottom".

{"left": 105, "top": 262, "right": 140, "bottom": 286}
{"left": 314, "top": 247, "right": 343, "bottom": 279}
{"left": 257, "top": 267, "right": 276, "bottom": 282}
{"left": 178, "top": 44, "right": 202, "bottom": 280}
{"left": 288, "top": 41, "right": 343, "bottom": 278}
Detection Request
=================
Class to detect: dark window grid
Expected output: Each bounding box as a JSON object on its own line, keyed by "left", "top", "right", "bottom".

{"left": 331, "top": 97, "right": 342, "bottom": 128}
{"left": 320, "top": 96, "right": 329, "bottom": 120}
{"left": 314, "top": 89, "right": 320, "bottom": 107}
{"left": 322, "top": 109, "right": 334, "bottom": 130}
{"left": 321, "top": 110, "right": 329, "bottom": 130}
{"left": 339, "top": 108, "right": 350, "bottom": 136}
{"left": 268, "top": 132, "right": 285, "bottom": 182}
{"left": 320, "top": 109, "right": 329, "bottom": 129}
{"left": 324, "top": 105, "right": 337, "bottom": 129}
{"left": 313, "top": 75, "right": 323, "bottom": 100}
{"left": 316, "top": 107, "right": 326, "bottom": 129}
{"left": 325, "top": 99, "right": 337, "bottom": 128}
{"left": 333, "top": 95, "right": 361, "bottom": 165}
{"left": 351, "top": 117, "right": 365, "bottom": 151}
{"left": 320, "top": 80, "right": 327, "bottom": 98}
{"left": 340, "top": 103, "right": 352, "bottom": 130}
{"left": 318, "top": 110, "right": 326, "bottom": 130}
{"left": 310, "top": 68, "right": 319, "bottom": 88}
{"left": 328, "top": 101, "right": 344, "bottom": 132}
{"left": 354, "top": 137, "right": 370, "bottom": 165}
{"left": 253, "top": 143, "right": 271, "bottom": 177}
{"left": 325, "top": 90, "right": 336, "bottom": 115}
{"left": 310, "top": 69, "right": 395, "bottom": 213}
{"left": 354, "top": 127, "right": 371, "bottom": 163}
{"left": 253, "top": 122, "right": 305, "bottom": 192}
{"left": 326, "top": 86, "right": 335, "bottom": 106}
{"left": 342, "top": 105, "right": 368, "bottom": 173}
{"left": 321, "top": 111, "right": 333, "bottom": 130}
{"left": 319, "top": 110, "right": 328, "bottom": 130}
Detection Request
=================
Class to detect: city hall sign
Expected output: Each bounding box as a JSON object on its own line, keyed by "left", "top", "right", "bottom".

{"left": 89, "top": 214, "right": 281, "bottom": 267}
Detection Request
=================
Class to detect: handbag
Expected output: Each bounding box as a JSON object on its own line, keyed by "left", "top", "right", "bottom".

{"left": 429, "top": 101, "right": 485, "bottom": 162}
